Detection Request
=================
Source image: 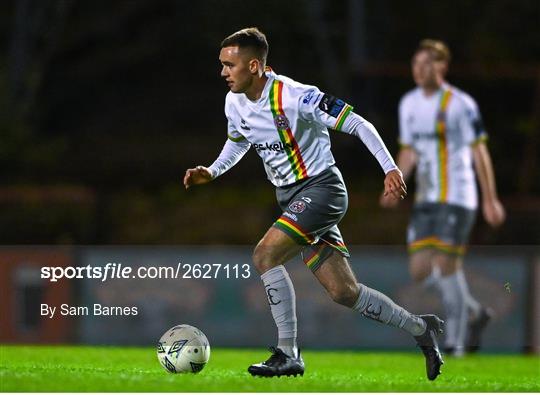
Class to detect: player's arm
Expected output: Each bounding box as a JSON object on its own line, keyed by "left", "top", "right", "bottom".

{"left": 472, "top": 141, "right": 505, "bottom": 227}
{"left": 299, "top": 90, "right": 405, "bottom": 199}
{"left": 379, "top": 145, "right": 417, "bottom": 208}
{"left": 396, "top": 146, "right": 417, "bottom": 182}
{"left": 184, "top": 136, "right": 250, "bottom": 189}
{"left": 379, "top": 97, "right": 416, "bottom": 208}
{"left": 461, "top": 97, "right": 505, "bottom": 227}
{"left": 340, "top": 112, "right": 407, "bottom": 201}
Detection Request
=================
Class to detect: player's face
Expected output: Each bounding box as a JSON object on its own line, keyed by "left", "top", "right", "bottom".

{"left": 412, "top": 50, "right": 444, "bottom": 89}
{"left": 219, "top": 46, "right": 255, "bottom": 93}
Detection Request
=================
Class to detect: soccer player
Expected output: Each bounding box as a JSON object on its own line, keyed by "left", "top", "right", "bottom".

{"left": 184, "top": 28, "right": 444, "bottom": 380}
{"left": 380, "top": 39, "right": 506, "bottom": 356}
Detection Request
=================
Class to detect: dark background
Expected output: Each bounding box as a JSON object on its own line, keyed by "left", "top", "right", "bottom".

{"left": 1, "top": 0, "right": 539, "bottom": 245}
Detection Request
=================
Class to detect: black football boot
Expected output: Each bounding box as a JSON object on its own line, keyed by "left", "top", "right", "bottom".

{"left": 414, "top": 314, "right": 445, "bottom": 381}
{"left": 248, "top": 346, "right": 304, "bottom": 377}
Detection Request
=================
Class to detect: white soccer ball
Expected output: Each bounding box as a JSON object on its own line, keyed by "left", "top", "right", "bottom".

{"left": 157, "top": 324, "right": 210, "bottom": 373}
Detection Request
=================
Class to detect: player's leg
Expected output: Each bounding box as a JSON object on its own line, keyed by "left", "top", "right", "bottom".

{"left": 431, "top": 252, "right": 468, "bottom": 356}
{"left": 458, "top": 256, "right": 493, "bottom": 353}
{"left": 248, "top": 225, "right": 304, "bottom": 377}
{"left": 248, "top": 167, "right": 349, "bottom": 377}
{"left": 446, "top": 208, "right": 494, "bottom": 353}
{"left": 252, "top": 226, "right": 302, "bottom": 360}
{"left": 450, "top": 261, "right": 494, "bottom": 353}
{"left": 313, "top": 248, "right": 425, "bottom": 333}
{"left": 407, "top": 204, "right": 442, "bottom": 288}
{"left": 429, "top": 203, "right": 485, "bottom": 356}
{"left": 409, "top": 249, "right": 436, "bottom": 284}
{"left": 252, "top": 225, "right": 302, "bottom": 274}
{"left": 308, "top": 245, "right": 443, "bottom": 380}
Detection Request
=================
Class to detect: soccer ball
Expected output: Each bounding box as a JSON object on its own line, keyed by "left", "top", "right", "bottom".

{"left": 157, "top": 324, "right": 210, "bottom": 373}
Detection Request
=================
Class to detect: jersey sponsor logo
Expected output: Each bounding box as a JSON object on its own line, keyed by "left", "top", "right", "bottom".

{"left": 412, "top": 131, "right": 440, "bottom": 141}
{"left": 253, "top": 141, "right": 293, "bottom": 153}
{"left": 318, "top": 94, "right": 346, "bottom": 118}
{"left": 302, "top": 90, "right": 319, "bottom": 105}
{"left": 289, "top": 200, "right": 306, "bottom": 213}
{"left": 273, "top": 114, "right": 290, "bottom": 130}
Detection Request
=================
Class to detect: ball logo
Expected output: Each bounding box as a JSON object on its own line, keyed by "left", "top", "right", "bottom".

{"left": 274, "top": 114, "right": 290, "bottom": 130}
{"left": 289, "top": 200, "right": 306, "bottom": 213}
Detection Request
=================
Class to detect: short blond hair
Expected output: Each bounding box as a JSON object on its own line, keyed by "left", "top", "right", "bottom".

{"left": 417, "top": 39, "right": 451, "bottom": 63}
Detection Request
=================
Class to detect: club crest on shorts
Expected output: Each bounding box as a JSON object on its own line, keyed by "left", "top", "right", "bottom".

{"left": 289, "top": 200, "right": 306, "bottom": 213}
{"left": 274, "top": 114, "right": 290, "bottom": 130}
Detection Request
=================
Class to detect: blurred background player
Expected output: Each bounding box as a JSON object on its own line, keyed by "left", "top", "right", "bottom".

{"left": 185, "top": 28, "right": 444, "bottom": 380}
{"left": 380, "top": 39, "right": 506, "bottom": 356}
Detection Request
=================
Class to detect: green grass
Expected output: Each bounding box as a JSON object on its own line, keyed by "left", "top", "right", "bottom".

{"left": 1, "top": 345, "right": 539, "bottom": 392}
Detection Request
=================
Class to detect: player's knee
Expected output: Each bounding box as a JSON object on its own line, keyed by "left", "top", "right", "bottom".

{"left": 328, "top": 283, "right": 359, "bottom": 308}
{"left": 252, "top": 244, "right": 276, "bottom": 274}
{"left": 434, "top": 255, "right": 460, "bottom": 276}
{"left": 409, "top": 267, "right": 427, "bottom": 283}
{"left": 409, "top": 254, "right": 433, "bottom": 282}
{"left": 409, "top": 264, "right": 429, "bottom": 283}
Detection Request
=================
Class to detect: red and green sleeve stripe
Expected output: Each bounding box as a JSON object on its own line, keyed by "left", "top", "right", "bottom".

{"left": 269, "top": 80, "right": 309, "bottom": 181}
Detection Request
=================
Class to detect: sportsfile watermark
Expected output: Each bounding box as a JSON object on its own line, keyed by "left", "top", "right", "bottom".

{"left": 41, "top": 262, "right": 252, "bottom": 282}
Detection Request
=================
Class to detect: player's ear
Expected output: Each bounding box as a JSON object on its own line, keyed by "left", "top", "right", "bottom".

{"left": 248, "top": 58, "right": 260, "bottom": 74}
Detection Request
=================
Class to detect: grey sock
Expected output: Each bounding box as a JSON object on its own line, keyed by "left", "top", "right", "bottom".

{"left": 423, "top": 266, "right": 441, "bottom": 291}
{"left": 353, "top": 283, "right": 426, "bottom": 336}
{"left": 456, "top": 269, "right": 482, "bottom": 318}
{"left": 277, "top": 338, "right": 298, "bottom": 359}
{"left": 260, "top": 265, "right": 297, "bottom": 357}
{"left": 437, "top": 272, "right": 468, "bottom": 351}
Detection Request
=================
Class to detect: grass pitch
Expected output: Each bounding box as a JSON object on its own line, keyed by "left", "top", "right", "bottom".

{"left": 1, "top": 345, "right": 539, "bottom": 392}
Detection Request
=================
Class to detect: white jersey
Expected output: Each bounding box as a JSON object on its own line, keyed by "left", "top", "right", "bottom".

{"left": 209, "top": 69, "right": 397, "bottom": 187}
{"left": 399, "top": 83, "right": 487, "bottom": 209}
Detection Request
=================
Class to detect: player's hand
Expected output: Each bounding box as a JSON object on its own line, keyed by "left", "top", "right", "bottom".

{"left": 183, "top": 166, "right": 213, "bottom": 189}
{"left": 379, "top": 191, "right": 400, "bottom": 208}
{"left": 383, "top": 169, "right": 407, "bottom": 202}
{"left": 482, "top": 198, "right": 505, "bottom": 228}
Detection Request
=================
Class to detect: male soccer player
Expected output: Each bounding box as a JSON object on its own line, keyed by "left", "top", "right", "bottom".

{"left": 381, "top": 39, "right": 505, "bottom": 356}
{"left": 185, "top": 28, "right": 444, "bottom": 380}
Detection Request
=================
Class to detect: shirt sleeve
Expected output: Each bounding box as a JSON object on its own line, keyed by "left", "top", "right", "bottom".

{"left": 226, "top": 115, "right": 246, "bottom": 142}
{"left": 339, "top": 111, "right": 398, "bottom": 174}
{"left": 298, "top": 87, "right": 354, "bottom": 131}
{"left": 208, "top": 104, "right": 251, "bottom": 178}
{"left": 398, "top": 97, "right": 413, "bottom": 147}
{"left": 460, "top": 97, "right": 488, "bottom": 146}
{"left": 207, "top": 137, "right": 251, "bottom": 179}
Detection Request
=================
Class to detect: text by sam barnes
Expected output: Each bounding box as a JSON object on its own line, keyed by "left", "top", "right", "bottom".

{"left": 41, "top": 304, "right": 138, "bottom": 318}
